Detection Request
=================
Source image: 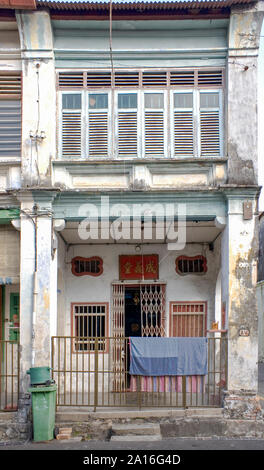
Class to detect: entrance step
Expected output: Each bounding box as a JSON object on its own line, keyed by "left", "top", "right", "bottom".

{"left": 110, "top": 423, "right": 162, "bottom": 442}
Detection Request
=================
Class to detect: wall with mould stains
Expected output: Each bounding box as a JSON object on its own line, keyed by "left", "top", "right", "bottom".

{"left": 227, "top": 4, "right": 264, "bottom": 185}
{"left": 221, "top": 196, "right": 259, "bottom": 390}
{"left": 15, "top": 10, "right": 56, "bottom": 187}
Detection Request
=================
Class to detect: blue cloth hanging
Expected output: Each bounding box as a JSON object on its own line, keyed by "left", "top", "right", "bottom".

{"left": 129, "top": 337, "right": 208, "bottom": 376}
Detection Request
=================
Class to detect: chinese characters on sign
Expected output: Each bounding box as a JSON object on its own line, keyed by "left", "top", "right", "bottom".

{"left": 119, "top": 255, "right": 159, "bottom": 280}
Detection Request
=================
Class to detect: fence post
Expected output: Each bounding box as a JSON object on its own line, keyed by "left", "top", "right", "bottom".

{"left": 182, "top": 376, "right": 187, "bottom": 409}
{"left": 94, "top": 337, "right": 99, "bottom": 412}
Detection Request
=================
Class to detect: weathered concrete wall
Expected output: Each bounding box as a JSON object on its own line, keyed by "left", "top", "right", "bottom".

{"left": 227, "top": 4, "right": 264, "bottom": 184}
{"left": 223, "top": 196, "right": 259, "bottom": 391}
{"left": 16, "top": 10, "right": 56, "bottom": 187}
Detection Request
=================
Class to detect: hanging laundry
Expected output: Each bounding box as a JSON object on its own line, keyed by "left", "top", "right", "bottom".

{"left": 129, "top": 337, "right": 208, "bottom": 376}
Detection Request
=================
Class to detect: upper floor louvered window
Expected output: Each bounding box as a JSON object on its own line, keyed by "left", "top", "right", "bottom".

{"left": 59, "top": 68, "right": 224, "bottom": 159}
{"left": 0, "top": 73, "right": 22, "bottom": 158}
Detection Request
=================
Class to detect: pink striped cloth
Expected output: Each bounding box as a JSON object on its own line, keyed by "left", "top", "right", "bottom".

{"left": 130, "top": 375, "right": 205, "bottom": 393}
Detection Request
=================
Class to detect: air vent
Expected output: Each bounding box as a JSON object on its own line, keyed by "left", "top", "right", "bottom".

{"left": 114, "top": 72, "right": 139, "bottom": 87}
{"left": 198, "top": 70, "right": 223, "bottom": 87}
{"left": 59, "top": 72, "right": 84, "bottom": 88}
{"left": 0, "top": 74, "right": 21, "bottom": 98}
{"left": 170, "top": 71, "right": 195, "bottom": 87}
{"left": 87, "top": 72, "right": 112, "bottom": 88}
{"left": 142, "top": 72, "right": 167, "bottom": 87}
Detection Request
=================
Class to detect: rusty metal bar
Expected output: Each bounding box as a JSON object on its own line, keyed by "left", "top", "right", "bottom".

{"left": 0, "top": 340, "right": 19, "bottom": 411}
{"left": 51, "top": 336, "right": 227, "bottom": 410}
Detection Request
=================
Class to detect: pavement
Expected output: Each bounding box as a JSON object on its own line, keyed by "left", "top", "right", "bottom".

{"left": 1, "top": 436, "right": 264, "bottom": 450}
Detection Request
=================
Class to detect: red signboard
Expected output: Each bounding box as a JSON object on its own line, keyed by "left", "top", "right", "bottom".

{"left": 119, "top": 254, "right": 159, "bottom": 280}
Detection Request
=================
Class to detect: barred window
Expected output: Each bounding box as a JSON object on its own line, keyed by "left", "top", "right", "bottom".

{"left": 73, "top": 303, "right": 108, "bottom": 351}
{"left": 170, "top": 302, "right": 207, "bottom": 337}
{"left": 175, "top": 255, "right": 207, "bottom": 275}
{"left": 71, "top": 256, "right": 103, "bottom": 277}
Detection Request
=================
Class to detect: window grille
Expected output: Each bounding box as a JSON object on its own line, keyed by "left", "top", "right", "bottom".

{"left": 71, "top": 256, "right": 103, "bottom": 277}
{"left": 73, "top": 303, "right": 107, "bottom": 351}
{"left": 170, "top": 302, "right": 207, "bottom": 337}
{"left": 175, "top": 255, "right": 207, "bottom": 275}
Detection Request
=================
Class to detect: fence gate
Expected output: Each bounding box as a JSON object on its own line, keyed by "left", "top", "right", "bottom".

{"left": 51, "top": 335, "right": 227, "bottom": 410}
{"left": 0, "top": 340, "right": 20, "bottom": 411}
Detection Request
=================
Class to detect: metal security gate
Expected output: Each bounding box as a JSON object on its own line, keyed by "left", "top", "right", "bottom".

{"left": 51, "top": 335, "right": 227, "bottom": 410}
{"left": 0, "top": 340, "right": 20, "bottom": 411}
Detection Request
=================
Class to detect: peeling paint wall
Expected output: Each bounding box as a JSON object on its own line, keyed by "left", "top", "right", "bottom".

{"left": 227, "top": 5, "right": 264, "bottom": 184}
{"left": 16, "top": 10, "right": 56, "bottom": 187}
{"left": 222, "top": 196, "right": 259, "bottom": 390}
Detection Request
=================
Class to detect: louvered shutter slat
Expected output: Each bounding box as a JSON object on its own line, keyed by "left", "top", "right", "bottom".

{"left": 62, "top": 112, "right": 82, "bottom": 157}
{"left": 0, "top": 100, "right": 21, "bottom": 157}
{"left": 170, "top": 71, "right": 195, "bottom": 87}
{"left": 87, "top": 73, "right": 111, "bottom": 88}
{"left": 174, "top": 111, "right": 193, "bottom": 156}
{"left": 89, "top": 112, "right": 108, "bottom": 157}
{"left": 59, "top": 73, "right": 84, "bottom": 88}
{"left": 200, "top": 111, "right": 220, "bottom": 156}
{"left": 198, "top": 71, "right": 223, "bottom": 87}
{"left": 118, "top": 112, "right": 137, "bottom": 156}
{"left": 0, "top": 75, "right": 21, "bottom": 97}
{"left": 145, "top": 111, "right": 164, "bottom": 156}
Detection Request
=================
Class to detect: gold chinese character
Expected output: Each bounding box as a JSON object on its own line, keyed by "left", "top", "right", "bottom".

{"left": 134, "top": 261, "right": 143, "bottom": 274}
{"left": 124, "top": 262, "right": 132, "bottom": 274}
{"left": 145, "top": 260, "right": 157, "bottom": 274}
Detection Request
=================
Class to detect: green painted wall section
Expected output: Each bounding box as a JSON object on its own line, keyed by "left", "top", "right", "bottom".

{"left": 0, "top": 209, "right": 20, "bottom": 225}
{"left": 52, "top": 18, "right": 228, "bottom": 68}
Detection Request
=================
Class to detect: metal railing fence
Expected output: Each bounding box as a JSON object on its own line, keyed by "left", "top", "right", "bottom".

{"left": 51, "top": 335, "right": 227, "bottom": 411}
{"left": 0, "top": 340, "right": 20, "bottom": 411}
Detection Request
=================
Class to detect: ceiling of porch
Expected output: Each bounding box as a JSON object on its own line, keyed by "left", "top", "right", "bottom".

{"left": 59, "top": 219, "right": 224, "bottom": 245}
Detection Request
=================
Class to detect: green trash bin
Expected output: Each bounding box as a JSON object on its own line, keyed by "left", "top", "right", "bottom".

{"left": 29, "top": 384, "right": 57, "bottom": 442}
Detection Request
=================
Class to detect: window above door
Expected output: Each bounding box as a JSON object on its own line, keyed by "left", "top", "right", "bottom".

{"left": 58, "top": 68, "right": 224, "bottom": 160}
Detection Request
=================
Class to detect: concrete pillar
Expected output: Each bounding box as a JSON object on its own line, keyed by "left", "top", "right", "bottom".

{"left": 16, "top": 10, "right": 56, "bottom": 186}
{"left": 18, "top": 191, "right": 57, "bottom": 392}
{"left": 227, "top": 4, "right": 264, "bottom": 185}
{"left": 222, "top": 192, "right": 261, "bottom": 418}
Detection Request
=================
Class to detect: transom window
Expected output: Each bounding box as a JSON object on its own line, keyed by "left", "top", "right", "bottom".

{"left": 59, "top": 68, "right": 224, "bottom": 159}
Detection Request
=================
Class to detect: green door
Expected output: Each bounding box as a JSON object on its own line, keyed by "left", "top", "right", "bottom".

{"left": 9, "top": 293, "right": 19, "bottom": 342}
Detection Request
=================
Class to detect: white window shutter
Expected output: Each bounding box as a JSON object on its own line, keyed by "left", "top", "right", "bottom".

{"left": 144, "top": 110, "right": 164, "bottom": 156}
{"left": 144, "top": 92, "right": 165, "bottom": 157}
{"left": 118, "top": 111, "right": 138, "bottom": 156}
{"left": 199, "top": 92, "right": 220, "bottom": 157}
{"left": 88, "top": 111, "right": 108, "bottom": 157}
{"left": 61, "top": 93, "right": 82, "bottom": 158}
{"left": 117, "top": 93, "right": 138, "bottom": 157}
{"left": 62, "top": 111, "right": 82, "bottom": 157}
{"left": 173, "top": 92, "right": 194, "bottom": 157}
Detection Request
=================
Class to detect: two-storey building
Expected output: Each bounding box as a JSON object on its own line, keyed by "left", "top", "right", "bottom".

{"left": 0, "top": 0, "right": 264, "bottom": 421}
